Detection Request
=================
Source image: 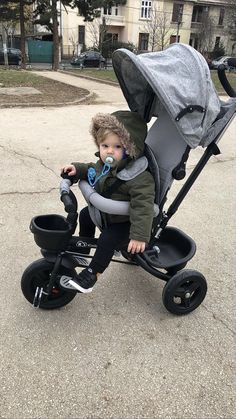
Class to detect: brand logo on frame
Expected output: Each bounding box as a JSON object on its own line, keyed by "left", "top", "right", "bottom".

{"left": 76, "top": 241, "right": 88, "bottom": 247}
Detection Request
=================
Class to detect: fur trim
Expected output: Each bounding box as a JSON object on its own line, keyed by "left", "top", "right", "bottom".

{"left": 90, "top": 113, "right": 137, "bottom": 158}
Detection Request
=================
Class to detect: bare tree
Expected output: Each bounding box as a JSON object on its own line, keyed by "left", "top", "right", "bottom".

{"left": 68, "top": 30, "right": 78, "bottom": 55}
{"left": 195, "top": 12, "right": 215, "bottom": 56}
{"left": 86, "top": 15, "right": 111, "bottom": 52}
{"left": 87, "top": 18, "right": 103, "bottom": 50}
{"left": 143, "top": 7, "right": 173, "bottom": 51}
{"left": 19, "top": 0, "right": 27, "bottom": 69}
{"left": 157, "top": 11, "right": 174, "bottom": 51}
{"left": 225, "top": 0, "right": 236, "bottom": 53}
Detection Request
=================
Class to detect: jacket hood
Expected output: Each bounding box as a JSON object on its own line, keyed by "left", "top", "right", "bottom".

{"left": 90, "top": 111, "right": 147, "bottom": 158}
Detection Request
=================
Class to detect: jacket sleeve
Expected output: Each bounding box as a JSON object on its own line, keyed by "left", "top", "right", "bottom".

{"left": 127, "top": 171, "right": 155, "bottom": 243}
{"left": 71, "top": 162, "right": 94, "bottom": 182}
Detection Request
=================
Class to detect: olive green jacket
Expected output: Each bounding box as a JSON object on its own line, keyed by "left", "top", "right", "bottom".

{"left": 73, "top": 158, "right": 155, "bottom": 243}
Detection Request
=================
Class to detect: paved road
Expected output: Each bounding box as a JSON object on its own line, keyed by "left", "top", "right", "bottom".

{"left": 0, "top": 72, "right": 235, "bottom": 419}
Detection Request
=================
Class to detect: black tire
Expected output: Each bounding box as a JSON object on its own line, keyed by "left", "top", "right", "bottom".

{"left": 21, "top": 258, "right": 77, "bottom": 309}
{"left": 162, "top": 269, "right": 207, "bottom": 315}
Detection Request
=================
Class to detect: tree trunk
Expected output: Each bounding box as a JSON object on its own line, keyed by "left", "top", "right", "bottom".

{"left": 2, "top": 24, "right": 9, "bottom": 66}
{"left": 52, "top": 0, "right": 59, "bottom": 71}
{"left": 19, "top": 0, "right": 26, "bottom": 69}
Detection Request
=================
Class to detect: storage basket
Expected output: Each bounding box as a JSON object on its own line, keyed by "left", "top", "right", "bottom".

{"left": 30, "top": 214, "right": 73, "bottom": 251}
{"left": 143, "top": 227, "right": 196, "bottom": 270}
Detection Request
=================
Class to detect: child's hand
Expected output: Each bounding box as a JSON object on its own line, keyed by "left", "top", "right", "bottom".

{"left": 127, "top": 240, "right": 146, "bottom": 254}
{"left": 61, "top": 164, "right": 76, "bottom": 176}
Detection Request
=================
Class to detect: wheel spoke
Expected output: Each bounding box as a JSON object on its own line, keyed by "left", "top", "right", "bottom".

{"left": 183, "top": 297, "right": 191, "bottom": 308}
{"left": 187, "top": 281, "right": 200, "bottom": 294}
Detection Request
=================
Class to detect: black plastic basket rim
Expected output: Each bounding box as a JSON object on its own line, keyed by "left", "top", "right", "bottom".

{"left": 30, "top": 214, "right": 72, "bottom": 234}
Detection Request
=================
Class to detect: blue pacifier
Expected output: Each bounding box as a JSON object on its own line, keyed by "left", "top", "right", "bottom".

{"left": 105, "top": 156, "right": 114, "bottom": 164}
{"left": 87, "top": 156, "right": 114, "bottom": 187}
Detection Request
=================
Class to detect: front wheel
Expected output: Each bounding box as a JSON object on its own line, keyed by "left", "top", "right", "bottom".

{"left": 162, "top": 269, "right": 207, "bottom": 315}
{"left": 21, "top": 258, "right": 77, "bottom": 309}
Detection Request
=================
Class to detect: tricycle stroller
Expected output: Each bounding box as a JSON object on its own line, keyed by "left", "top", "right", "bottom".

{"left": 21, "top": 44, "right": 236, "bottom": 315}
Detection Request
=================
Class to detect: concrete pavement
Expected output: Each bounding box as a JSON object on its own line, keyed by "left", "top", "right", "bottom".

{"left": 0, "top": 72, "right": 235, "bottom": 419}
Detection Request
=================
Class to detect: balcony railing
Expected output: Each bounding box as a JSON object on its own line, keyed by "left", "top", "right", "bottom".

{"left": 102, "top": 14, "right": 125, "bottom": 26}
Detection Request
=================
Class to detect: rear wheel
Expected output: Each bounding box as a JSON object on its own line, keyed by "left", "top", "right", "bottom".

{"left": 21, "top": 258, "right": 77, "bottom": 309}
{"left": 162, "top": 269, "right": 207, "bottom": 315}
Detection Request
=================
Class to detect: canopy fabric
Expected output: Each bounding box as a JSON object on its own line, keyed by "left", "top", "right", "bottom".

{"left": 112, "top": 43, "right": 222, "bottom": 149}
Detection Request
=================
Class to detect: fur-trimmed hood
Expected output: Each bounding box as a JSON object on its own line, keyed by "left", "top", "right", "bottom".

{"left": 90, "top": 110, "right": 147, "bottom": 158}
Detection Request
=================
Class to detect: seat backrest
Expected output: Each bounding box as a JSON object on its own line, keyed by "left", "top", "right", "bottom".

{"left": 145, "top": 108, "right": 188, "bottom": 204}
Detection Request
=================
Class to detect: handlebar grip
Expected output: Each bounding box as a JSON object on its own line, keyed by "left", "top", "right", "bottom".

{"left": 228, "top": 58, "right": 236, "bottom": 68}
{"left": 61, "top": 192, "right": 76, "bottom": 213}
{"left": 61, "top": 171, "right": 76, "bottom": 184}
{"left": 217, "top": 64, "right": 236, "bottom": 97}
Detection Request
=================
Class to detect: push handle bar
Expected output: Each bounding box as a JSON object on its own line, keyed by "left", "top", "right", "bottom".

{"left": 217, "top": 63, "right": 236, "bottom": 98}
{"left": 60, "top": 172, "right": 78, "bottom": 213}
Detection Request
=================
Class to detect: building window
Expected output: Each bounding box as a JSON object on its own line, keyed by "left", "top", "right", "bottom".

{"left": 215, "top": 36, "right": 220, "bottom": 48}
{"left": 170, "top": 34, "right": 180, "bottom": 44}
{"left": 104, "top": 5, "right": 112, "bottom": 15}
{"left": 192, "top": 5, "right": 209, "bottom": 23}
{"left": 104, "top": 33, "right": 119, "bottom": 43}
{"left": 78, "top": 26, "right": 85, "bottom": 45}
{"left": 189, "top": 36, "right": 198, "bottom": 49}
{"left": 218, "top": 8, "right": 224, "bottom": 25}
{"left": 192, "top": 6, "right": 201, "bottom": 22}
{"left": 172, "top": 3, "right": 183, "bottom": 23}
{"left": 104, "top": 3, "right": 119, "bottom": 16}
{"left": 139, "top": 33, "right": 149, "bottom": 50}
{"left": 114, "top": 3, "right": 119, "bottom": 16}
{"left": 141, "top": 1, "right": 152, "bottom": 19}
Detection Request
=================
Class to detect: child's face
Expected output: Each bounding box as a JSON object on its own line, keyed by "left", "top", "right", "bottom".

{"left": 99, "top": 133, "right": 124, "bottom": 163}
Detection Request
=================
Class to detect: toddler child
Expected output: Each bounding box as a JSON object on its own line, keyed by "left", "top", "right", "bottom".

{"left": 61, "top": 110, "right": 155, "bottom": 293}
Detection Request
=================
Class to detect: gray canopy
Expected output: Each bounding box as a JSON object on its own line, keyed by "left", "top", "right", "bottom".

{"left": 113, "top": 43, "right": 225, "bottom": 149}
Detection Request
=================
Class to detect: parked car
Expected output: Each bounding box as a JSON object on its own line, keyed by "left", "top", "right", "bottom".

{"left": 0, "top": 48, "right": 22, "bottom": 65}
{"left": 71, "top": 50, "right": 106, "bottom": 68}
{"left": 210, "top": 56, "right": 233, "bottom": 70}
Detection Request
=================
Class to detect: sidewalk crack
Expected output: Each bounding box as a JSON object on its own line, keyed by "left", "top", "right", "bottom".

{"left": 0, "top": 143, "right": 58, "bottom": 177}
{"left": 0, "top": 188, "right": 58, "bottom": 197}
{"left": 201, "top": 304, "right": 235, "bottom": 335}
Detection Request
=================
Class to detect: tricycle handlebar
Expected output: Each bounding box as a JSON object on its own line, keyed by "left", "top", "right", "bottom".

{"left": 60, "top": 176, "right": 78, "bottom": 214}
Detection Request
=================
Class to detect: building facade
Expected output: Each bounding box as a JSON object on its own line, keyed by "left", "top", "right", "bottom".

{"left": 0, "top": 1, "right": 234, "bottom": 58}
{"left": 59, "top": 0, "right": 235, "bottom": 57}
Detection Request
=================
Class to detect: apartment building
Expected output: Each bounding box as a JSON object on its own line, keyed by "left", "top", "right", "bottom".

{"left": 60, "top": 0, "right": 235, "bottom": 56}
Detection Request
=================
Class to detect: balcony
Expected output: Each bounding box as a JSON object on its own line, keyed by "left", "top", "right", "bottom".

{"left": 191, "top": 21, "right": 203, "bottom": 29}
{"left": 102, "top": 14, "right": 125, "bottom": 27}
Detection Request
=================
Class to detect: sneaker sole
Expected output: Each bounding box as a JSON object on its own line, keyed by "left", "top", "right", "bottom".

{"left": 68, "top": 279, "right": 93, "bottom": 294}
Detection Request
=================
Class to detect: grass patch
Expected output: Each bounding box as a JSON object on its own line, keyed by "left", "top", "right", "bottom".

{"left": 1, "top": 67, "right": 235, "bottom": 98}
{"left": 0, "top": 69, "right": 89, "bottom": 106}
{"left": 66, "top": 68, "right": 118, "bottom": 83}
{"left": 210, "top": 70, "right": 236, "bottom": 93}
{"left": 0, "top": 69, "right": 47, "bottom": 87}
{"left": 67, "top": 67, "right": 236, "bottom": 94}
